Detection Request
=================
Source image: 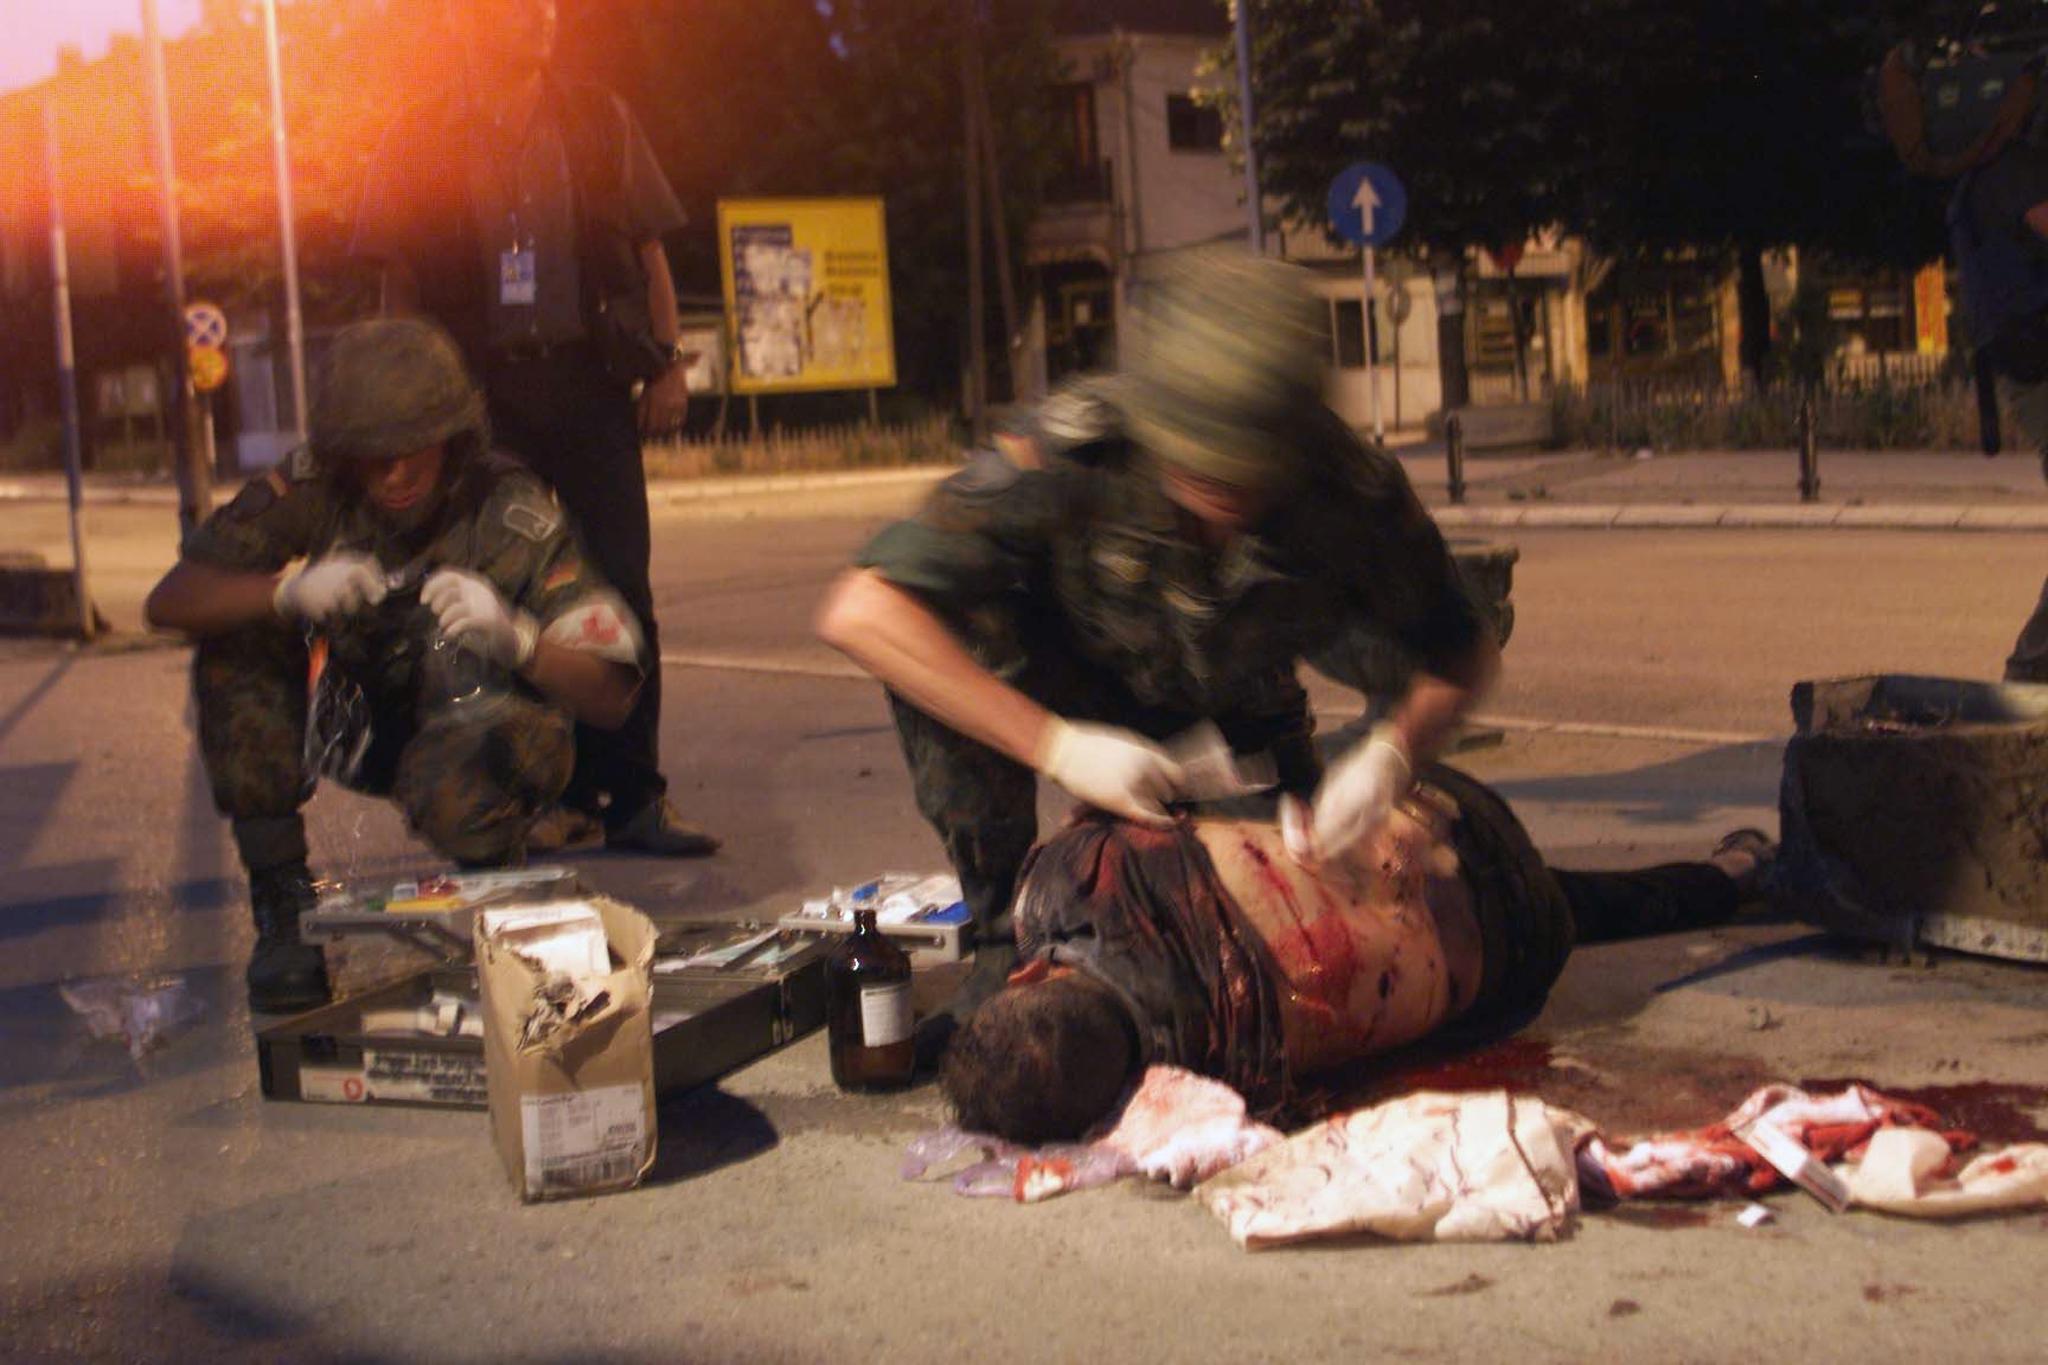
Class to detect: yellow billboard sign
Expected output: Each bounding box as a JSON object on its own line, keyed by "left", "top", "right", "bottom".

{"left": 717, "top": 198, "right": 897, "bottom": 393}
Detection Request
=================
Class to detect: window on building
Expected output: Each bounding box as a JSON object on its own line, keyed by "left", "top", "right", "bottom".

{"left": 1046, "top": 83, "right": 1107, "bottom": 202}
{"left": 1332, "top": 298, "right": 1379, "bottom": 368}
{"left": 1166, "top": 93, "right": 1224, "bottom": 152}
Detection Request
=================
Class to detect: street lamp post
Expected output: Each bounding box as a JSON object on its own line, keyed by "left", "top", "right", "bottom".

{"left": 141, "top": 0, "right": 211, "bottom": 534}
{"left": 261, "top": 0, "right": 309, "bottom": 440}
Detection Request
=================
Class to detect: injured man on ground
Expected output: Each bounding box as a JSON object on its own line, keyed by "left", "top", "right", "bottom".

{"left": 939, "top": 764, "right": 1772, "bottom": 1145}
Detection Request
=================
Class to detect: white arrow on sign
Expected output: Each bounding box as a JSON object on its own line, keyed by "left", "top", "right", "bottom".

{"left": 1353, "top": 178, "right": 1381, "bottom": 236}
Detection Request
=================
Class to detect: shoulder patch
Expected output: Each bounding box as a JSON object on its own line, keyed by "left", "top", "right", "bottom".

{"left": 502, "top": 500, "right": 561, "bottom": 543}
{"left": 285, "top": 445, "right": 321, "bottom": 482}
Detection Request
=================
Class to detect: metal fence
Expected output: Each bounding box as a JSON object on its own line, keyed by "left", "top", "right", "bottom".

{"left": 1561, "top": 356, "right": 1977, "bottom": 452}
{"left": 640, "top": 412, "right": 962, "bottom": 479}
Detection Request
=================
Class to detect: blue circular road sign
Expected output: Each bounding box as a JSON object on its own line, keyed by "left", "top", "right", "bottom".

{"left": 1327, "top": 162, "right": 1407, "bottom": 247}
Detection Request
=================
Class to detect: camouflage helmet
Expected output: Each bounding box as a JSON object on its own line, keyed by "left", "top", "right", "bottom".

{"left": 309, "top": 317, "right": 487, "bottom": 467}
{"left": 1121, "top": 249, "right": 1328, "bottom": 489}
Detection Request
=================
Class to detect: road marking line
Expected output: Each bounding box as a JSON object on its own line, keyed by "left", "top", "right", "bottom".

{"left": 1474, "top": 713, "right": 1777, "bottom": 747}
{"left": 662, "top": 652, "right": 1781, "bottom": 747}
{"left": 661, "top": 650, "right": 866, "bottom": 680}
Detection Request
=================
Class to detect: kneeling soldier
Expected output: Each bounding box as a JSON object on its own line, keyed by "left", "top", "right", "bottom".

{"left": 147, "top": 318, "right": 646, "bottom": 1012}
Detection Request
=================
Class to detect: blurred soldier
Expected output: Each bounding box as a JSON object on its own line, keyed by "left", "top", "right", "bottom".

{"left": 146, "top": 319, "right": 647, "bottom": 1013}
{"left": 351, "top": 0, "right": 717, "bottom": 855}
{"left": 816, "top": 252, "right": 1498, "bottom": 1052}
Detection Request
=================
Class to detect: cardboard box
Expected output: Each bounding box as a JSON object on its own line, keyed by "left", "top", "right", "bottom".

{"left": 478, "top": 896, "right": 657, "bottom": 1202}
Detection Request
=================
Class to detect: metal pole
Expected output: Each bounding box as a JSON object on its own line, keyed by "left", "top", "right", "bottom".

{"left": 1363, "top": 247, "right": 1383, "bottom": 442}
{"left": 142, "top": 0, "right": 211, "bottom": 533}
{"left": 974, "top": 66, "right": 1020, "bottom": 403}
{"left": 260, "top": 0, "right": 309, "bottom": 439}
{"left": 1231, "top": 0, "right": 1263, "bottom": 254}
{"left": 1445, "top": 412, "right": 1466, "bottom": 505}
{"left": 1798, "top": 393, "right": 1821, "bottom": 503}
{"left": 961, "top": 0, "right": 987, "bottom": 441}
{"left": 44, "top": 106, "right": 94, "bottom": 640}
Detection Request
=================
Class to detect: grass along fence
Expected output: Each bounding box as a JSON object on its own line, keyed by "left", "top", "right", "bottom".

{"left": 642, "top": 412, "right": 962, "bottom": 479}
{"left": 1554, "top": 365, "right": 1984, "bottom": 453}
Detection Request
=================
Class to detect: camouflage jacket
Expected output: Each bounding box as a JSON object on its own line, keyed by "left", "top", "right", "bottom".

{"left": 184, "top": 447, "right": 645, "bottom": 691}
{"left": 857, "top": 380, "right": 1483, "bottom": 723}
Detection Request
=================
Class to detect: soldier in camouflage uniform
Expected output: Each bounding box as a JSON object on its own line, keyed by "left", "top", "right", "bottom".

{"left": 147, "top": 318, "right": 647, "bottom": 1012}
{"left": 817, "top": 252, "right": 1498, "bottom": 1046}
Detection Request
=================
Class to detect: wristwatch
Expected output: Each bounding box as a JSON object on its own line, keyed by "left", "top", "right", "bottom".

{"left": 659, "top": 340, "right": 689, "bottom": 370}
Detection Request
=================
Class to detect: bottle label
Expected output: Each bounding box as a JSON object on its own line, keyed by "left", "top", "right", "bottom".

{"left": 859, "top": 983, "right": 912, "bottom": 1047}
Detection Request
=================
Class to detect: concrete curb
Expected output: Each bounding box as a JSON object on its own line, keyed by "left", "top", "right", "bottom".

{"left": 7, "top": 467, "right": 2048, "bottom": 530}
{"left": 643, "top": 465, "right": 954, "bottom": 504}
{"left": 1431, "top": 503, "right": 2048, "bottom": 532}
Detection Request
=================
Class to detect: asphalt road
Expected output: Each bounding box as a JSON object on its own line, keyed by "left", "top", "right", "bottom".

{"left": 2, "top": 502, "right": 2045, "bottom": 1362}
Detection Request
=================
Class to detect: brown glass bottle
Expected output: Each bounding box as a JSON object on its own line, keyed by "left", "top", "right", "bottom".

{"left": 826, "top": 908, "right": 915, "bottom": 1091}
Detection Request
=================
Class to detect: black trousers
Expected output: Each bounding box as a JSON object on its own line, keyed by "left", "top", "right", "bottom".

{"left": 1551, "top": 863, "right": 1740, "bottom": 943}
{"left": 2006, "top": 575, "right": 2048, "bottom": 684}
{"left": 484, "top": 343, "right": 665, "bottom": 827}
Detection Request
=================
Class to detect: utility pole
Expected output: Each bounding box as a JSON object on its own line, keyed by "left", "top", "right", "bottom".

{"left": 142, "top": 0, "right": 211, "bottom": 533}
{"left": 260, "top": 0, "right": 309, "bottom": 439}
{"left": 44, "top": 105, "right": 95, "bottom": 640}
{"left": 961, "top": 0, "right": 987, "bottom": 441}
{"left": 971, "top": 16, "right": 1019, "bottom": 402}
{"left": 1231, "top": 0, "right": 1264, "bottom": 254}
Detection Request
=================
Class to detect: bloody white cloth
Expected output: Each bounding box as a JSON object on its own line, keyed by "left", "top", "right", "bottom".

{"left": 1198, "top": 1090, "right": 1595, "bottom": 1248}
{"left": 1577, "top": 1083, "right": 1958, "bottom": 1201}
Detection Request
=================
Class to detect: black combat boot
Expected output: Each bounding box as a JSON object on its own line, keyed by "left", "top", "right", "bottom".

{"left": 246, "top": 862, "right": 331, "bottom": 1014}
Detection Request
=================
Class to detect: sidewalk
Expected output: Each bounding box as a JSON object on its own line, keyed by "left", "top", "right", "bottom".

{"left": 7, "top": 445, "right": 2048, "bottom": 527}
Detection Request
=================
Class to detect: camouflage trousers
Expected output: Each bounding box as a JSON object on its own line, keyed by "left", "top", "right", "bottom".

{"left": 887, "top": 626, "right": 1321, "bottom": 953}
{"left": 194, "top": 622, "right": 574, "bottom": 874}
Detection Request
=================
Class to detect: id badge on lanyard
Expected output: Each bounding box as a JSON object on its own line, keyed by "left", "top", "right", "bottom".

{"left": 500, "top": 238, "right": 537, "bottom": 307}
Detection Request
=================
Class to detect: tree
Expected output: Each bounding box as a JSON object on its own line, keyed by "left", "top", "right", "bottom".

{"left": 1225, "top": 0, "right": 1953, "bottom": 384}
{"left": 1580, "top": 0, "right": 1948, "bottom": 381}
{"left": 561, "top": 0, "right": 1064, "bottom": 402}
{"left": 1227, "top": 0, "right": 1609, "bottom": 257}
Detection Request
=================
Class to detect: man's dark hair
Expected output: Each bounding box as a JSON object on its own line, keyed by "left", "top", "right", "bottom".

{"left": 939, "top": 975, "right": 1138, "bottom": 1145}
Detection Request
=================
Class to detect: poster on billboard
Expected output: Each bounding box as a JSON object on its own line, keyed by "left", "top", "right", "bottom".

{"left": 717, "top": 198, "right": 897, "bottom": 394}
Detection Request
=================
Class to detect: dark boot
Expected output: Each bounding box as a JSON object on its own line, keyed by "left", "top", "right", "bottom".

{"left": 605, "top": 797, "right": 721, "bottom": 857}
{"left": 246, "top": 862, "right": 330, "bottom": 1014}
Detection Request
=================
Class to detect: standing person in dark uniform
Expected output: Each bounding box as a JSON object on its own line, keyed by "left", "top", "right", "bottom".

{"left": 350, "top": 0, "right": 717, "bottom": 855}
{"left": 1952, "top": 138, "right": 2048, "bottom": 683}
{"left": 145, "top": 319, "right": 649, "bottom": 1012}
{"left": 816, "top": 252, "right": 1499, "bottom": 1052}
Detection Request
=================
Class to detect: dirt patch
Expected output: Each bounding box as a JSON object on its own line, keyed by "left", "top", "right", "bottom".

{"left": 1608, "top": 1298, "right": 1643, "bottom": 1319}
{"left": 1417, "top": 1274, "right": 1494, "bottom": 1298}
{"left": 1606, "top": 1204, "right": 1716, "bottom": 1230}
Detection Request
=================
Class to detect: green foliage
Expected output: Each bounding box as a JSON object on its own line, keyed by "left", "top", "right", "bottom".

{"left": 1234, "top": 0, "right": 1609, "bottom": 254}
{"left": 1227, "top": 0, "right": 1947, "bottom": 266}
{"left": 1552, "top": 375, "right": 1981, "bottom": 451}
{"left": 641, "top": 412, "right": 961, "bottom": 477}
{"left": 564, "top": 0, "right": 1064, "bottom": 398}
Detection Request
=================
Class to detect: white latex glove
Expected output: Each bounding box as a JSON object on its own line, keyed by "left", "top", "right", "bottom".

{"left": 1036, "top": 718, "right": 1186, "bottom": 826}
{"left": 1308, "top": 724, "right": 1412, "bottom": 863}
{"left": 421, "top": 568, "right": 539, "bottom": 670}
{"left": 273, "top": 552, "right": 387, "bottom": 623}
